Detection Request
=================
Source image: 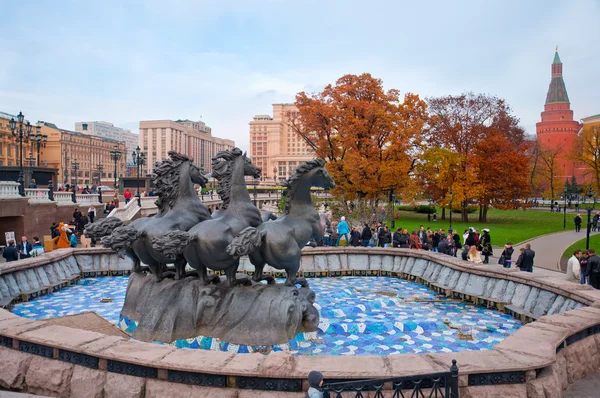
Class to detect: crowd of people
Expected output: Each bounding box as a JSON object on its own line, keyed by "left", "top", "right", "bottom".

{"left": 566, "top": 249, "right": 600, "bottom": 289}
{"left": 323, "top": 217, "right": 537, "bottom": 272}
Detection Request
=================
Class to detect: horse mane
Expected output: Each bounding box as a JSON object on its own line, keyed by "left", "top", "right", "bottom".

{"left": 283, "top": 158, "right": 326, "bottom": 214}
{"left": 153, "top": 151, "right": 193, "bottom": 212}
{"left": 211, "top": 147, "right": 244, "bottom": 210}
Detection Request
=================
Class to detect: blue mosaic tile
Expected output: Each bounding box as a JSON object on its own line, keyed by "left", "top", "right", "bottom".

{"left": 10, "top": 275, "right": 523, "bottom": 356}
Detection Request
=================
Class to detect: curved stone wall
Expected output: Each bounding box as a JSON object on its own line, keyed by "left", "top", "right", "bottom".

{"left": 1, "top": 247, "right": 600, "bottom": 397}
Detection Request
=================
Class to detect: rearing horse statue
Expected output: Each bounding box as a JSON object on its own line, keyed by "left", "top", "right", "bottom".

{"left": 101, "top": 151, "right": 211, "bottom": 281}
{"left": 152, "top": 148, "right": 262, "bottom": 286}
{"left": 227, "top": 159, "right": 335, "bottom": 287}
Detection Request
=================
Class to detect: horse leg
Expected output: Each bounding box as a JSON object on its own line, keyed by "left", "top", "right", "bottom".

{"left": 226, "top": 261, "right": 251, "bottom": 287}
{"left": 250, "top": 252, "right": 274, "bottom": 284}
{"left": 147, "top": 261, "right": 164, "bottom": 282}
{"left": 285, "top": 263, "right": 307, "bottom": 287}
{"left": 174, "top": 257, "right": 187, "bottom": 280}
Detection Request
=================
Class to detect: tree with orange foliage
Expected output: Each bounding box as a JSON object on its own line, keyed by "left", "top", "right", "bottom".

{"left": 425, "top": 92, "right": 529, "bottom": 222}
{"left": 573, "top": 126, "right": 600, "bottom": 193}
{"left": 291, "top": 74, "right": 428, "bottom": 211}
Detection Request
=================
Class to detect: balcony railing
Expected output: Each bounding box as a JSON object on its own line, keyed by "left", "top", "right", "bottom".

{"left": 322, "top": 360, "right": 459, "bottom": 398}
{"left": 0, "top": 181, "right": 21, "bottom": 199}
{"left": 24, "top": 188, "right": 50, "bottom": 202}
{"left": 54, "top": 192, "right": 74, "bottom": 204}
{"left": 76, "top": 194, "right": 100, "bottom": 205}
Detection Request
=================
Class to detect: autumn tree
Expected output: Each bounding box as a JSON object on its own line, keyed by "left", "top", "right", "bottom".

{"left": 526, "top": 140, "right": 547, "bottom": 197}
{"left": 539, "top": 147, "right": 562, "bottom": 200}
{"left": 291, "top": 73, "right": 428, "bottom": 212}
{"left": 425, "top": 92, "right": 530, "bottom": 222}
{"left": 573, "top": 126, "right": 600, "bottom": 193}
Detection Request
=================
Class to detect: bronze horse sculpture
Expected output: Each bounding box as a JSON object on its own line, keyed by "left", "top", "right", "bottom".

{"left": 152, "top": 148, "right": 262, "bottom": 286}
{"left": 227, "top": 158, "right": 335, "bottom": 287}
{"left": 99, "top": 151, "right": 211, "bottom": 281}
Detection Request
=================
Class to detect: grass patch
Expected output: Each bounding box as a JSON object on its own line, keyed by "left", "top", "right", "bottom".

{"left": 378, "top": 208, "right": 570, "bottom": 247}
{"left": 561, "top": 233, "right": 600, "bottom": 259}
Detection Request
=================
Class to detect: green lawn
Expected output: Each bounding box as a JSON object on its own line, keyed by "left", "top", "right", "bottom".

{"left": 561, "top": 234, "right": 600, "bottom": 259}
{"left": 378, "top": 208, "right": 571, "bottom": 247}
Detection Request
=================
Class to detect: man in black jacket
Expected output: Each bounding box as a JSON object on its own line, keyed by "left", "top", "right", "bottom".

{"left": 519, "top": 244, "right": 535, "bottom": 272}
{"left": 587, "top": 249, "right": 600, "bottom": 289}
{"left": 17, "top": 236, "right": 33, "bottom": 259}
{"left": 392, "top": 228, "right": 402, "bottom": 248}
{"left": 360, "top": 224, "right": 372, "bottom": 247}
{"left": 2, "top": 240, "right": 19, "bottom": 262}
{"left": 574, "top": 214, "right": 582, "bottom": 232}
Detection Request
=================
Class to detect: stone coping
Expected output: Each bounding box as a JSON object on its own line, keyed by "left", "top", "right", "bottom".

{"left": 0, "top": 248, "right": 109, "bottom": 276}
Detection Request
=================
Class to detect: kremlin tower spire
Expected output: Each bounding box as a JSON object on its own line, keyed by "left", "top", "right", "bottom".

{"left": 536, "top": 48, "right": 582, "bottom": 183}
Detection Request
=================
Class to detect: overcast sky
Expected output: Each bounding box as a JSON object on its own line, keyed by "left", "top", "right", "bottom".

{"left": 1, "top": 0, "right": 599, "bottom": 153}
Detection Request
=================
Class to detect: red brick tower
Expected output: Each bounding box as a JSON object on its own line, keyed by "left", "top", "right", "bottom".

{"left": 536, "top": 49, "right": 582, "bottom": 181}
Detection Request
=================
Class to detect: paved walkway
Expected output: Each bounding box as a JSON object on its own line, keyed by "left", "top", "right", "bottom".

{"left": 488, "top": 229, "right": 596, "bottom": 273}
{"left": 564, "top": 372, "right": 600, "bottom": 397}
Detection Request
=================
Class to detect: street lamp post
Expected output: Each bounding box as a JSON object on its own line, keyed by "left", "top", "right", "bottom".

{"left": 390, "top": 188, "right": 395, "bottom": 229}
{"left": 95, "top": 163, "right": 104, "bottom": 186}
{"left": 71, "top": 160, "right": 80, "bottom": 203}
{"left": 132, "top": 146, "right": 145, "bottom": 207}
{"left": 25, "top": 153, "right": 36, "bottom": 168}
{"left": 9, "top": 112, "right": 32, "bottom": 196}
{"left": 448, "top": 190, "right": 453, "bottom": 231}
{"left": 586, "top": 187, "right": 594, "bottom": 250}
{"left": 30, "top": 125, "right": 47, "bottom": 167}
{"left": 110, "top": 145, "right": 122, "bottom": 190}
{"left": 563, "top": 186, "right": 568, "bottom": 230}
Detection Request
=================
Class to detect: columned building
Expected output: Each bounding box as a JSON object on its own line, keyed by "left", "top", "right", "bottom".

{"left": 535, "top": 49, "right": 582, "bottom": 182}
{"left": 249, "top": 104, "right": 315, "bottom": 183}
{"left": 139, "top": 119, "right": 234, "bottom": 174}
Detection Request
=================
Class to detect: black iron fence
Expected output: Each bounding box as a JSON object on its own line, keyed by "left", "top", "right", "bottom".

{"left": 322, "top": 360, "right": 458, "bottom": 398}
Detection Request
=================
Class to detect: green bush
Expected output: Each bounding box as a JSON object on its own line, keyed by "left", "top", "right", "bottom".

{"left": 416, "top": 205, "right": 436, "bottom": 214}
{"left": 396, "top": 205, "right": 417, "bottom": 212}
{"left": 452, "top": 206, "right": 477, "bottom": 214}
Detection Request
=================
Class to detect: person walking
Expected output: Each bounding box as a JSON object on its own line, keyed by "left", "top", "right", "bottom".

{"left": 580, "top": 250, "right": 591, "bottom": 285}
{"left": 574, "top": 214, "right": 582, "bottom": 232}
{"left": 480, "top": 229, "right": 493, "bottom": 264}
{"left": 360, "top": 224, "right": 372, "bottom": 247}
{"left": 500, "top": 243, "right": 514, "bottom": 269}
{"left": 349, "top": 227, "right": 361, "bottom": 247}
{"left": 518, "top": 244, "right": 535, "bottom": 272}
{"left": 124, "top": 189, "right": 133, "bottom": 204}
{"left": 28, "top": 178, "right": 37, "bottom": 188}
{"left": 335, "top": 216, "right": 350, "bottom": 246}
{"left": 565, "top": 250, "right": 582, "bottom": 283}
{"left": 17, "top": 236, "right": 32, "bottom": 259}
{"left": 88, "top": 205, "right": 96, "bottom": 223}
{"left": 2, "top": 240, "right": 19, "bottom": 262}
{"left": 379, "top": 226, "right": 392, "bottom": 248}
{"left": 588, "top": 249, "right": 600, "bottom": 289}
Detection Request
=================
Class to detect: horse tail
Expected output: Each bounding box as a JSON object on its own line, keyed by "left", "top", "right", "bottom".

{"left": 151, "top": 230, "right": 191, "bottom": 261}
{"left": 101, "top": 225, "right": 139, "bottom": 255}
{"left": 84, "top": 217, "right": 124, "bottom": 239}
{"left": 226, "top": 227, "right": 266, "bottom": 258}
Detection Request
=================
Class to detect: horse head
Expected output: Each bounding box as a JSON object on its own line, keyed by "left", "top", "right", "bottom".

{"left": 242, "top": 151, "right": 262, "bottom": 179}
{"left": 309, "top": 161, "right": 335, "bottom": 190}
{"left": 153, "top": 151, "right": 202, "bottom": 211}
{"left": 189, "top": 163, "right": 208, "bottom": 188}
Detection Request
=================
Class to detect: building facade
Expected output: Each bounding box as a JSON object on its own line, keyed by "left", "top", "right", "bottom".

{"left": 0, "top": 111, "right": 36, "bottom": 168}
{"left": 39, "top": 123, "right": 127, "bottom": 188}
{"left": 249, "top": 103, "right": 315, "bottom": 183}
{"left": 74, "top": 121, "right": 139, "bottom": 164}
{"left": 138, "top": 119, "right": 234, "bottom": 174}
{"left": 536, "top": 49, "right": 583, "bottom": 182}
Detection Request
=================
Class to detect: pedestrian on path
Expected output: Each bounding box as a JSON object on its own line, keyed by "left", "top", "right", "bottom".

{"left": 588, "top": 249, "right": 600, "bottom": 289}
{"left": 566, "top": 250, "right": 581, "bottom": 283}
{"left": 335, "top": 216, "right": 350, "bottom": 246}
{"left": 517, "top": 244, "right": 535, "bottom": 272}
{"left": 500, "top": 243, "right": 514, "bottom": 269}
{"left": 574, "top": 214, "right": 582, "bottom": 232}
{"left": 480, "top": 229, "right": 493, "bottom": 264}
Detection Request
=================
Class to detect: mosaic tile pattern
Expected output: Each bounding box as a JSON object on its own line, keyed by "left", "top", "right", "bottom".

{"left": 10, "top": 275, "right": 522, "bottom": 356}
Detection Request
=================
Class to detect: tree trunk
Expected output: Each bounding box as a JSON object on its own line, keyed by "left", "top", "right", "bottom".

{"left": 478, "top": 206, "right": 484, "bottom": 222}
{"left": 441, "top": 207, "right": 446, "bottom": 220}
{"left": 461, "top": 200, "right": 469, "bottom": 223}
{"left": 482, "top": 204, "right": 488, "bottom": 223}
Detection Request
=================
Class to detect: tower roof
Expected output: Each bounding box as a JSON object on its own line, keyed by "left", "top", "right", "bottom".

{"left": 546, "top": 49, "right": 569, "bottom": 104}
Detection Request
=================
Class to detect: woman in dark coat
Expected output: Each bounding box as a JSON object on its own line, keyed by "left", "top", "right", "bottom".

{"left": 480, "top": 229, "right": 493, "bottom": 264}
{"left": 361, "top": 224, "right": 372, "bottom": 247}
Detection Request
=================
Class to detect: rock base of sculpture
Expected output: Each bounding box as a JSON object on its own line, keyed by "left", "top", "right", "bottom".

{"left": 120, "top": 272, "right": 320, "bottom": 346}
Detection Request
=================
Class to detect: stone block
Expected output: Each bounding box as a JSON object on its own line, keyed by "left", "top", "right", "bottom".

{"left": 455, "top": 272, "right": 469, "bottom": 292}
{"left": 436, "top": 267, "right": 452, "bottom": 286}
{"left": 237, "top": 391, "right": 305, "bottom": 397}
{"left": 559, "top": 299, "right": 576, "bottom": 314}
{"left": 326, "top": 254, "right": 342, "bottom": 271}
{"left": 532, "top": 291, "right": 557, "bottom": 318}
{"left": 19, "top": 324, "right": 104, "bottom": 349}
{"left": 404, "top": 257, "right": 416, "bottom": 274}
{"left": 369, "top": 255, "right": 382, "bottom": 270}
{"left": 563, "top": 336, "right": 598, "bottom": 384}
{"left": 447, "top": 270, "right": 461, "bottom": 289}
{"left": 101, "top": 340, "right": 176, "bottom": 364}
{"left": 43, "top": 264, "right": 59, "bottom": 285}
{"left": 348, "top": 254, "right": 369, "bottom": 270}
{"left": 80, "top": 335, "right": 126, "bottom": 353}
{"left": 339, "top": 253, "right": 348, "bottom": 270}
{"left": 464, "top": 275, "right": 487, "bottom": 296}
{"left": 25, "top": 356, "right": 74, "bottom": 397}
{"left": 547, "top": 296, "right": 566, "bottom": 316}
{"left": 523, "top": 287, "right": 540, "bottom": 313}
{"left": 14, "top": 271, "right": 32, "bottom": 294}
{"left": 145, "top": 379, "right": 236, "bottom": 398}
{"left": 76, "top": 255, "right": 94, "bottom": 271}
{"left": 259, "top": 351, "right": 296, "bottom": 377}
{"left": 313, "top": 255, "right": 328, "bottom": 271}
{"left": 104, "top": 373, "right": 145, "bottom": 398}
{"left": 381, "top": 255, "right": 394, "bottom": 272}
{"left": 460, "top": 384, "right": 527, "bottom": 398}
{"left": 430, "top": 263, "right": 443, "bottom": 282}
{"left": 489, "top": 279, "right": 508, "bottom": 301}
{"left": 293, "top": 355, "right": 391, "bottom": 379}
{"left": 482, "top": 278, "right": 495, "bottom": 298}
{"left": 409, "top": 259, "right": 428, "bottom": 277}
{"left": 157, "top": 348, "right": 234, "bottom": 374}
{"left": 299, "top": 255, "right": 314, "bottom": 272}
{"left": 500, "top": 281, "right": 517, "bottom": 303}
{"left": 25, "top": 268, "right": 41, "bottom": 291}
{"left": 34, "top": 267, "right": 51, "bottom": 288}
{"left": 0, "top": 277, "right": 11, "bottom": 299}
{"left": 0, "top": 346, "right": 32, "bottom": 390}
{"left": 393, "top": 256, "right": 407, "bottom": 273}
{"left": 525, "top": 378, "right": 546, "bottom": 398}
{"left": 511, "top": 284, "right": 530, "bottom": 308}
{"left": 70, "top": 365, "right": 106, "bottom": 398}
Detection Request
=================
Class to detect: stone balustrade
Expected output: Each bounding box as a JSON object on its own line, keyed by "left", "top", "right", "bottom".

{"left": 0, "top": 181, "right": 21, "bottom": 199}
{"left": 53, "top": 191, "right": 74, "bottom": 205}
{"left": 76, "top": 193, "right": 100, "bottom": 205}
{"left": 108, "top": 198, "right": 140, "bottom": 221}
{"left": 24, "top": 188, "right": 50, "bottom": 203}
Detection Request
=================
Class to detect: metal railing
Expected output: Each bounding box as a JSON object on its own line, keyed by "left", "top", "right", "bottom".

{"left": 322, "top": 360, "right": 458, "bottom": 398}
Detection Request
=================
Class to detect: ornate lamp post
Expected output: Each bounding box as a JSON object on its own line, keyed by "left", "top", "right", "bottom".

{"left": 9, "top": 112, "right": 32, "bottom": 196}
{"left": 110, "top": 145, "right": 122, "bottom": 190}
{"left": 72, "top": 160, "right": 80, "bottom": 203}
{"left": 95, "top": 163, "right": 104, "bottom": 186}
{"left": 30, "top": 125, "right": 47, "bottom": 167}
{"left": 563, "top": 185, "right": 568, "bottom": 230}
{"left": 25, "top": 152, "right": 36, "bottom": 168}
{"left": 586, "top": 187, "right": 594, "bottom": 250}
{"left": 132, "top": 146, "right": 145, "bottom": 207}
